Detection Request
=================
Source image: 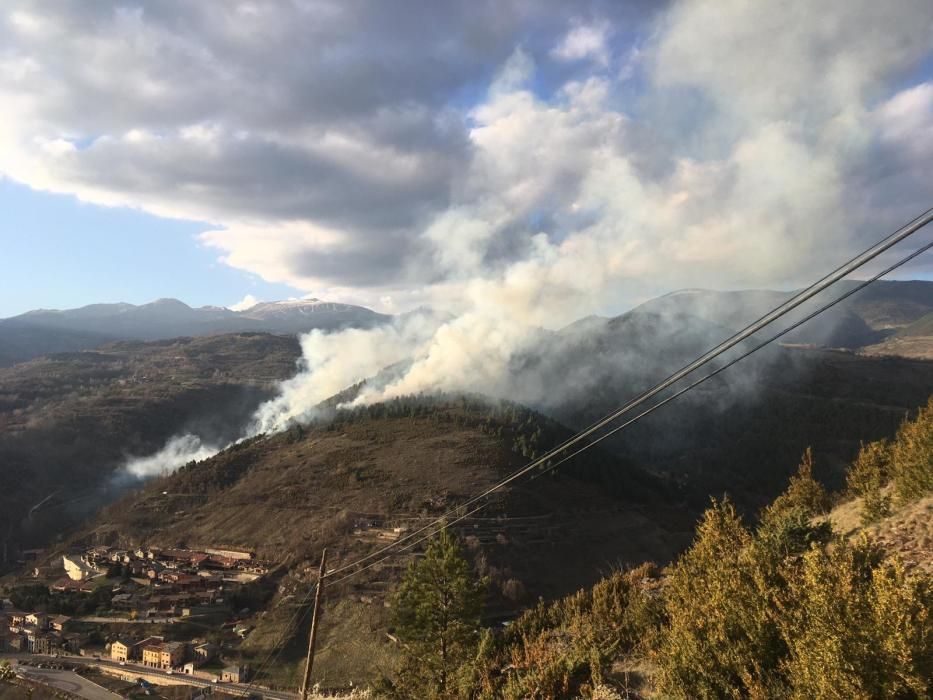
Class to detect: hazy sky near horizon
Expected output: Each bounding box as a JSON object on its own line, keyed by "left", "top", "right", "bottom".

{"left": 1, "top": 1, "right": 932, "bottom": 319}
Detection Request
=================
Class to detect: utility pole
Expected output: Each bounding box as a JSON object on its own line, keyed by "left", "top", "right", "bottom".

{"left": 299, "top": 548, "right": 327, "bottom": 700}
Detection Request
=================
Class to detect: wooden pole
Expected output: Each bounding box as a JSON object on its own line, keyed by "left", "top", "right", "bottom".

{"left": 299, "top": 548, "right": 327, "bottom": 700}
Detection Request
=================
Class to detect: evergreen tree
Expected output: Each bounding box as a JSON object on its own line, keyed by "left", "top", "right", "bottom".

{"left": 891, "top": 397, "right": 933, "bottom": 505}
{"left": 779, "top": 538, "right": 932, "bottom": 698}
{"left": 655, "top": 498, "right": 785, "bottom": 698}
{"left": 846, "top": 440, "right": 892, "bottom": 524}
{"left": 760, "top": 447, "right": 829, "bottom": 526}
{"left": 386, "top": 529, "right": 486, "bottom": 699}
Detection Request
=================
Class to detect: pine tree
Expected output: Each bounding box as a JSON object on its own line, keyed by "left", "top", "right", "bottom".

{"left": 387, "top": 529, "right": 486, "bottom": 699}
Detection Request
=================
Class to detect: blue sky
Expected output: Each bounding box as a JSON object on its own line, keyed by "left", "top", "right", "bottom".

{"left": 0, "top": 178, "right": 301, "bottom": 317}
{"left": 0, "top": 1, "right": 931, "bottom": 324}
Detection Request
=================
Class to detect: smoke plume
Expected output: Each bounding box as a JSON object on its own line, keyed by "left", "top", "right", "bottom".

{"left": 122, "top": 433, "right": 219, "bottom": 479}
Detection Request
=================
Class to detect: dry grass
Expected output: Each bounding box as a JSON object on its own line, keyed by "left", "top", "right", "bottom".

{"left": 860, "top": 336, "right": 933, "bottom": 360}
{"left": 822, "top": 493, "right": 933, "bottom": 573}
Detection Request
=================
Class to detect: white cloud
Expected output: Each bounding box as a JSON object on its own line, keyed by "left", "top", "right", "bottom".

{"left": 0, "top": 0, "right": 930, "bottom": 317}
{"left": 551, "top": 20, "right": 612, "bottom": 67}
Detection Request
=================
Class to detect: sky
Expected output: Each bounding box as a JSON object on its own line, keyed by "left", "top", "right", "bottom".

{"left": 0, "top": 1, "right": 931, "bottom": 320}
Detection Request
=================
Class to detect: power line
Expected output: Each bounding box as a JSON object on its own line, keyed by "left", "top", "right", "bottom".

{"left": 243, "top": 208, "right": 933, "bottom": 691}
{"left": 323, "top": 206, "right": 933, "bottom": 581}
{"left": 323, "top": 233, "right": 933, "bottom": 590}
{"left": 241, "top": 587, "right": 317, "bottom": 696}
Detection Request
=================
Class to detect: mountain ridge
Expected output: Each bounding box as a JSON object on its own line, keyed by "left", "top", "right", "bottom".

{"left": 0, "top": 297, "right": 390, "bottom": 366}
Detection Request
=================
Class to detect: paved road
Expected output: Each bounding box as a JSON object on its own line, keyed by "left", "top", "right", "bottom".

{"left": 92, "top": 657, "right": 297, "bottom": 699}
{"left": 4, "top": 653, "right": 296, "bottom": 700}
{"left": 75, "top": 615, "right": 178, "bottom": 624}
{"left": 16, "top": 663, "right": 121, "bottom": 700}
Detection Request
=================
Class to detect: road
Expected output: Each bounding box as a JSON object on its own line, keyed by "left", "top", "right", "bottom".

{"left": 75, "top": 615, "right": 178, "bottom": 624}
{"left": 5, "top": 654, "right": 297, "bottom": 700}
{"left": 15, "top": 662, "right": 120, "bottom": 700}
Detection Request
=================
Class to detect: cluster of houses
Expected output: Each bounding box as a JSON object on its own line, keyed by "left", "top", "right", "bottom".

{"left": 109, "top": 635, "right": 247, "bottom": 682}
{"left": 51, "top": 545, "right": 272, "bottom": 619}
{"left": 0, "top": 611, "right": 88, "bottom": 656}
{"left": 1, "top": 544, "right": 269, "bottom": 687}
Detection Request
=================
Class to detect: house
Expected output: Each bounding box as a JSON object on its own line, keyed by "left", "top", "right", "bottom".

{"left": 193, "top": 642, "right": 218, "bottom": 665}
{"left": 204, "top": 555, "right": 238, "bottom": 570}
{"left": 62, "top": 554, "right": 97, "bottom": 581}
{"left": 50, "top": 615, "right": 70, "bottom": 632}
{"left": 142, "top": 641, "right": 185, "bottom": 670}
{"left": 10, "top": 613, "right": 26, "bottom": 627}
{"left": 51, "top": 578, "right": 96, "bottom": 593}
{"left": 203, "top": 547, "right": 254, "bottom": 561}
{"left": 110, "top": 593, "right": 135, "bottom": 610}
{"left": 221, "top": 665, "right": 248, "bottom": 683}
{"left": 25, "top": 613, "right": 47, "bottom": 630}
{"left": 62, "top": 633, "right": 88, "bottom": 654}
{"left": 26, "top": 632, "right": 53, "bottom": 655}
{"left": 111, "top": 638, "right": 133, "bottom": 662}
{"left": 132, "top": 636, "right": 163, "bottom": 659}
{"left": 141, "top": 644, "right": 161, "bottom": 668}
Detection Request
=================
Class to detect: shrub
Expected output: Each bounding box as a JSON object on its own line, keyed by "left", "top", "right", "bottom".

{"left": 655, "top": 498, "right": 786, "bottom": 698}
{"left": 891, "top": 398, "right": 933, "bottom": 506}
{"left": 778, "top": 538, "right": 932, "bottom": 699}
{"left": 760, "top": 447, "right": 829, "bottom": 525}
{"left": 846, "top": 440, "right": 892, "bottom": 523}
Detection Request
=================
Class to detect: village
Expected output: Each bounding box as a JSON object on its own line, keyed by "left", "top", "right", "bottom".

{"left": 0, "top": 544, "right": 274, "bottom": 685}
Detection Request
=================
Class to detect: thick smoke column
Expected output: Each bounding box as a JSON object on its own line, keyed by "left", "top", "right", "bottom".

{"left": 112, "top": 0, "right": 933, "bottom": 472}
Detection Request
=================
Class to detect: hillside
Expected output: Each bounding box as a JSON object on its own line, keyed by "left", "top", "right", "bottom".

{"left": 76, "top": 398, "right": 692, "bottom": 687}
{"left": 6, "top": 307, "right": 933, "bottom": 559}
{"left": 518, "top": 308, "right": 933, "bottom": 507}
{"left": 630, "top": 280, "right": 933, "bottom": 350}
{"left": 0, "top": 333, "right": 302, "bottom": 556}
{"left": 444, "top": 399, "right": 933, "bottom": 699}
{"left": 824, "top": 494, "right": 933, "bottom": 573}
{"left": 859, "top": 310, "right": 933, "bottom": 360}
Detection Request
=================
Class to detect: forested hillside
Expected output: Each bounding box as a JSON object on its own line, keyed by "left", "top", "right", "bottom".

{"left": 380, "top": 397, "right": 933, "bottom": 699}
{"left": 64, "top": 397, "right": 686, "bottom": 687}
{"left": 0, "top": 333, "right": 301, "bottom": 555}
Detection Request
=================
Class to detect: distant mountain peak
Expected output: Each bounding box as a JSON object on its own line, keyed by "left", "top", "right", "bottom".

{"left": 148, "top": 297, "right": 190, "bottom": 308}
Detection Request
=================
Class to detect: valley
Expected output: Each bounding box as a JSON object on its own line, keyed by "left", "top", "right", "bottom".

{"left": 1, "top": 282, "right": 932, "bottom": 695}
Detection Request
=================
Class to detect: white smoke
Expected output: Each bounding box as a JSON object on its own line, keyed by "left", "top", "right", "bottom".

{"left": 112, "top": 0, "right": 933, "bottom": 469}
{"left": 274, "top": 1, "right": 931, "bottom": 418}
{"left": 250, "top": 311, "right": 445, "bottom": 433}
{"left": 122, "top": 434, "right": 220, "bottom": 479}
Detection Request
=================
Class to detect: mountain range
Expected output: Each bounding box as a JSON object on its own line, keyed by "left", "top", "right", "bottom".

{"left": 0, "top": 297, "right": 389, "bottom": 366}
{"left": 4, "top": 279, "right": 933, "bottom": 369}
